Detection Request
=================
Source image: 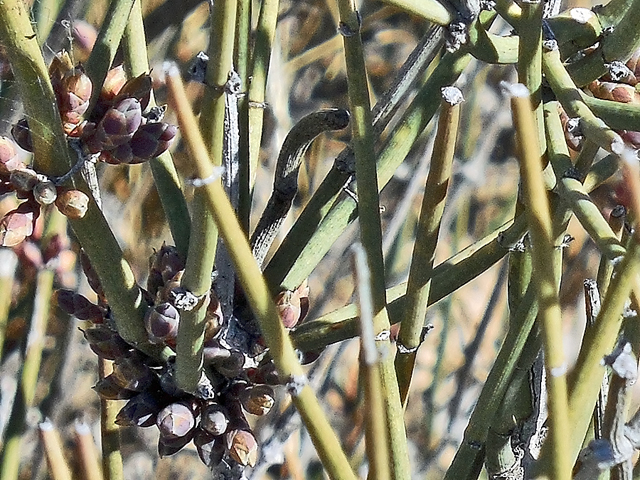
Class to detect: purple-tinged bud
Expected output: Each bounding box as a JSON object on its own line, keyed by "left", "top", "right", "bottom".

{"left": 240, "top": 385, "right": 275, "bottom": 416}
{"left": 112, "top": 356, "right": 155, "bottom": 392}
{"left": 144, "top": 302, "right": 180, "bottom": 344}
{"left": 130, "top": 122, "right": 177, "bottom": 159}
{"left": 90, "top": 98, "right": 142, "bottom": 151}
{"left": 100, "top": 65, "right": 126, "bottom": 102}
{"left": 194, "top": 430, "right": 225, "bottom": 467}
{"left": 116, "top": 391, "right": 166, "bottom": 427}
{"left": 156, "top": 402, "right": 196, "bottom": 442}
{"left": 93, "top": 374, "right": 137, "bottom": 400}
{"left": 158, "top": 432, "right": 194, "bottom": 458}
{"left": 11, "top": 118, "right": 32, "bottom": 152}
{"left": 226, "top": 429, "right": 258, "bottom": 467}
{"left": 150, "top": 244, "right": 184, "bottom": 284}
{"left": 56, "top": 290, "right": 103, "bottom": 321}
{"left": 200, "top": 403, "right": 229, "bottom": 436}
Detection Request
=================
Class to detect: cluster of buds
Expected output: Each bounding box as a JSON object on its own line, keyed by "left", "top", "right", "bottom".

{"left": 55, "top": 244, "right": 307, "bottom": 474}
{"left": 12, "top": 51, "right": 177, "bottom": 166}
{"left": 0, "top": 136, "right": 89, "bottom": 246}
{"left": 561, "top": 51, "right": 640, "bottom": 152}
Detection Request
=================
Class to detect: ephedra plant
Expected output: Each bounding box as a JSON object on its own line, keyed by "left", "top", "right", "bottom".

{"left": 2, "top": 0, "right": 640, "bottom": 479}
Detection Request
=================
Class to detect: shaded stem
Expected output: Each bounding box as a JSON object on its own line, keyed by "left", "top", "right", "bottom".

{"left": 99, "top": 359, "right": 123, "bottom": 480}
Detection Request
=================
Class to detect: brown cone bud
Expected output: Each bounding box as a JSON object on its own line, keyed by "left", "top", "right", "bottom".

{"left": 194, "top": 430, "right": 225, "bottom": 467}
{"left": 226, "top": 429, "right": 258, "bottom": 467}
{"left": 83, "top": 326, "right": 131, "bottom": 359}
{"left": 112, "top": 356, "right": 155, "bottom": 392}
{"left": 9, "top": 168, "right": 38, "bottom": 192}
{"left": 204, "top": 294, "right": 223, "bottom": 341}
{"left": 144, "top": 302, "right": 180, "bottom": 344}
{"left": 93, "top": 374, "right": 137, "bottom": 400}
{"left": 59, "top": 68, "right": 93, "bottom": 133}
{"left": 200, "top": 402, "right": 229, "bottom": 436}
{"left": 0, "top": 201, "right": 38, "bottom": 247}
{"left": 240, "top": 384, "right": 275, "bottom": 416}
{"left": 116, "top": 391, "right": 166, "bottom": 427}
{"left": 130, "top": 122, "right": 177, "bottom": 159}
{"left": 100, "top": 65, "right": 127, "bottom": 102}
{"left": 156, "top": 402, "right": 196, "bottom": 442}
{"left": 33, "top": 179, "right": 57, "bottom": 206}
{"left": 90, "top": 98, "right": 142, "bottom": 151}
{"left": 0, "top": 137, "right": 24, "bottom": 175}
{"left": 55, "top": 290, "right": 103, "bottom": 321}
{"left": 211, "top": 349, "right": 245, "bottom": 378}
{"left": 55, "top": 189, "right": 89, "bottom": 219}
{"left": 113, "top": 73, "right": 152, "bottom": 110}
{"left": 48, "top": 51, "right": 74, "bottom": 82}
{"left": 158, "top": 432, "right": 194, "bottom": 457}
{"left": 11, "top": 118, "right": 32, "bottom": 152}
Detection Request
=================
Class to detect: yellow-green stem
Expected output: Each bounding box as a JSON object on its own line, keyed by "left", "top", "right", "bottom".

{"left": 511, "top": 87, "right": 571, "bottom": 480}
{"left": 337, "top": 0, "right": 410, "bottom": 477}
{"left": 395, "top": 88, "right": 461, "bottom": 405}
{"left": 176, "top": 0, "right": 237, "bottom": 393}
{"left": 166, "top": 69, "right": 357, "bottom": 480}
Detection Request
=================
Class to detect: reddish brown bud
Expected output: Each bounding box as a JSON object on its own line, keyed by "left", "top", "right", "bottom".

{"left": 194, "top": 430, "right": 225, "bottom": 467}
{"left": 59, "top": 69, "right": 92, "bottom": 133}
{"left": 211, "top": 349, "right": 245, "bottom": 378}
{"left": 200, "top": 402, "right": 229, "bottom": 436}
{"left": 0, "top": 136, "right": 24, "bottom": 175}
{"left": 156, "top": 402, "right": 196, "bottom": 442}
{"left": 240, "top": 384, "right": 275, "bottom": 416}
{"left": 112, "top": 356, "right": 155, "bottom": 392}
{"left": 83, "top": 326, "right": 131, "bottom": 359}
{"left": 116, "top": 392, "right": 166, "bottom": 427}
{"left": 226, "top": 429, "right": 258, "bottom": 467}
{"left": 130, "top": 122, "right": 177, "bottom": 159}
{"left": 48, "top": 51, "right": 74, "bottom": 83}
{"left": 93, "top": 374, "right": 137, "bottom": 400}
{"left": 144, "top": 302, "right": 180, "bottom": 344}
{"left": 9, "top": 168, "right": 38, "bottom": 192}
{"left": 55, "top": 189, "right": 89, "bottom": 219}
{"left": 55, "top": 290, "right": 103, "bottom": 321}
{"left": 100, "top": 65, "right": 127, "bottom": 102}
{"left": 0, "top": 201, "right": 38, "bottom": 247}
{"left": 113, "top": 73, "right": 152, "bottom": 110}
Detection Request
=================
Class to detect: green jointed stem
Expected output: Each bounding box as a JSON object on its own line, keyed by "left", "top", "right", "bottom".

{"left": 512, "top": 88, "right": 571, "bottom": 480}
{"left": 176, "top": 0, "right": 237, "bottom": 393}
{"left": 0, "top": 250, "right": 17, "bottom": 362}
{"left": 248, "top": 0, "right": 279, "bottom": 189}
{"left": 166, "top": 68, "right": 357, "bottom": 480}
{"left": 395, "top": 88, "right": 461, "bottom": 405}
{"left": 123, "top": 0, "right": 191, "bottom": 258}
{"left": 337, "top": 1, "right": 409, "bottom": 477}
{"left": 84, "top": 0, "right": 136, "bottom": 115}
